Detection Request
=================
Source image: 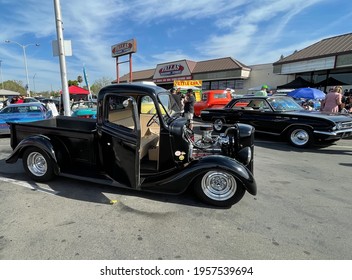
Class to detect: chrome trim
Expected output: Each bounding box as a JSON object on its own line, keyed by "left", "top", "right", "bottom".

{"left": 314, "top": 128, "right": 352, "bottom": 136}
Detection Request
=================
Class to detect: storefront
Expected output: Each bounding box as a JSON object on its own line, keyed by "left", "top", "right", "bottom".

{"left": 273, "top": 33, "right": 352, "bottom": 92}
{"left": 117, "top": 57, "right": 251, "bottom": 92}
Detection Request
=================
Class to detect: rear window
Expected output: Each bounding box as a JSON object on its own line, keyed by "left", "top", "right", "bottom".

{"left": 213, "top": 93, "right": 228, "bottom": 99}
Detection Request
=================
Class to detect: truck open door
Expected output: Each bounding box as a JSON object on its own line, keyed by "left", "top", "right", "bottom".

{"left": 100, "top": 95, "right": 141, "bottom": 189}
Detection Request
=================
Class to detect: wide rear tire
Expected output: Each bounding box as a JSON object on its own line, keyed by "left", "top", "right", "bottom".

{"left": 22, "top": 147, "right": 55, "bottom": 182}
{"left": 194, "top": 170, "right": 245, "bottom": 207}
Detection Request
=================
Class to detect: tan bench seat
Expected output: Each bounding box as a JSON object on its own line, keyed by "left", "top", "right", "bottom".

{"left": 140, "top": 133, "right": 159, "bottom": 159}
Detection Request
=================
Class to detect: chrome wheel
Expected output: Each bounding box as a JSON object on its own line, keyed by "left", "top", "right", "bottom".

{"left": 201, "top": 171, "right": 237, "bottom": 201}
{"left": 23, "top": 147, "right": 56, "bottom": 182}
{"left": 27, "top": 151, "right": 48, "bottom": 177}
{"left": 213, "top": 119, "right": 224, "bottom": 132}
{"left": 289, "top": 128, "right": 311, "bottom": 147}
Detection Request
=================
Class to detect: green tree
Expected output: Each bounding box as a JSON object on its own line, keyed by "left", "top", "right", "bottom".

{"left": 68, "top": 80, "right": 78, "bottom": 86}
{"left": 2, "top": 80, "right": 26, "bottom": 94}
{"left": 91, "top": 77, "right": 113, "bottom": 94}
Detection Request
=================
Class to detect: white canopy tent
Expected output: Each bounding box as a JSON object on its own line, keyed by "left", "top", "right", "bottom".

{"left": 0, "top": 89, "right": 21, "bottom": 109}
{"left": 0, "top": 89, "right": 21, "bottom": 97}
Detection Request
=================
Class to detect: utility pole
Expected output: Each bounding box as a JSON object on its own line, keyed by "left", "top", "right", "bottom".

{"left": 53, "top": 0, "right": 70, "bottom": 116}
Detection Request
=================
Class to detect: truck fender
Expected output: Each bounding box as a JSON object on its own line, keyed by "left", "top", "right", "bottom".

{"left": 6, "top": 135, "right": 60, "bottom": 175}
{"left": 142, "top": 155, "right": 257, "bottom": 196}
{"left": 189, "top": 155, "right": 257, "bottom": 195}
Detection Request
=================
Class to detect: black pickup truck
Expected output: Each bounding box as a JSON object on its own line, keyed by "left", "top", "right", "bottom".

{"left": 6, "top": 83, "right": 257, "bottom": 207}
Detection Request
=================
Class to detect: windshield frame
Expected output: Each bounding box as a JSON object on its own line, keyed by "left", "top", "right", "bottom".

{"left": 156, "top": 91, "right": 181, "bottom": 120}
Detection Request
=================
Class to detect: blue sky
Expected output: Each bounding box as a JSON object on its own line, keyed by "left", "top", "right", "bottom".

{"left": 0, "top": 0, "right": 352, "bottom": 92}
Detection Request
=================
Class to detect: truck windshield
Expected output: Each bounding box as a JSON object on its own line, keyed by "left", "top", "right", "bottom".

{"left": 157, "top": 92, "right": 181, "bottom": 119}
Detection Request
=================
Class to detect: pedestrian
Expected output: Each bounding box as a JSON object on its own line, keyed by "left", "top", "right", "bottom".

{"left": 184, "top": 88, "right": 196, "bottom": 130}
{"left": 321, "top": 85, "right": 343, "bottom": 113}
{"left": 254, "top": 85, "right": 268, "bottom": 96}
{"left": 175, "top": 87, "right": 184, "bottom": 114}
{"left": 170, "top": 88, "right": 182, "bottom": 110}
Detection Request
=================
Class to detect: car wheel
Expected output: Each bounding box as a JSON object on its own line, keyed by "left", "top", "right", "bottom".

{"left": 194, "top": 170, "right": 245, "bottom": 207}
{"left": 22, "top": 147, "right": 55, "bottom": 182}
{"left": 287, "top": 127, "right": 313, "bottom": 148}
{"left": 213, "top": 118, "right": 225, "bottom": 132}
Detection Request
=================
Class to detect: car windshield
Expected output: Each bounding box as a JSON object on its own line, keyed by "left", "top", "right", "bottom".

{"left": 267, "top": 97, "right": 303, "bottom": 111}
{"left": 157, "top": 92, "right": 180, "bottom": 119}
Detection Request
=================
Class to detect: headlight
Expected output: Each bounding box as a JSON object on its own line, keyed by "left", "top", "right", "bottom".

{"left": 238, "top": 146, "right": 252, "bottom": 166}
{"left": 336, "top": 123, "right": 342, "bottom": 130}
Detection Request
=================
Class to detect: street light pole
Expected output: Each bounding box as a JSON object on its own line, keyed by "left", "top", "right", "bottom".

{"left": 5, "top": 40, "right": 40, "bottom": 97}
{"left": 33, "top": 73, "right": 37, "bottom": 93}
{"left": 0, "top": 60, "right": 3, "bottom": 89}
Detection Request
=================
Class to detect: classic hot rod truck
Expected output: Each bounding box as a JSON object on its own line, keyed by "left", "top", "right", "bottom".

{"left": 6, "top": 83, "right": 256, "bottom": 207}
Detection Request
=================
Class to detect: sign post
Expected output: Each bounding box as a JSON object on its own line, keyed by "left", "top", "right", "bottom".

{"left": 111, "top": 39, "right": 137, "bottom": 83}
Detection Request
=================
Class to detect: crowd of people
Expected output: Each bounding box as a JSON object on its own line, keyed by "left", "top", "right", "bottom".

{"left": 253, "top": 84, "right": 352, "bottom": 114}
{"left": 170, "top": 87, "right": 196, "bottom": 129}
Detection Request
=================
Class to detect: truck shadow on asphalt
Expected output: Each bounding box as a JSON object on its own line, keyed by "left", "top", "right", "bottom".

{"left": 0, "top": 158, "right": 221, "bottom": 209}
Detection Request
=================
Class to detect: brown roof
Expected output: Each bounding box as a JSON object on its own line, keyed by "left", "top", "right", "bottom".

{"left": 193, "top": 57, "right": 250, "bottom": 73}
{"left": 274, "top": 33, "right": 352, "bottom": 65}
{"left": 116, "top": 57, "right": 250, "bottom": 82}
{"left": 117, "top": 68, "right": 155, "bottom": 82}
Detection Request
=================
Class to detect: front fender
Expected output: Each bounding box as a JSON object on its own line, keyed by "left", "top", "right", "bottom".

{"left": 142, "top": 155, "right": 257, "bottom": 195}
{"left": 6, "top": 135, "right": 60, "bottom": 175}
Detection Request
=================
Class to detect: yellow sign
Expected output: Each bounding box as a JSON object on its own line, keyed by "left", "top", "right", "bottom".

{"left": 174, "top": 80, "right": 202, "bottom": 87}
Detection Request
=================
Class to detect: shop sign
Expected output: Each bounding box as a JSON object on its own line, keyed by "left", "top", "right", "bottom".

{"left": 154, "top": 76, "right": 192, "bottom": 83}
{"left": 159, "top": 64, "right": 184, "bottom": 76}
{"left": 153, "top": 60, "right": 192, "bottom": 80}
{"left": 111, "top": 39, "right": 137, "bottom": 57}
{"left": 174, "top": 80, "right": 202, "bottom": 87}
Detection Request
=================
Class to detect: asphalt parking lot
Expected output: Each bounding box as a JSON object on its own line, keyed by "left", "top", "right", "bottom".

{"left": 0, "top": 132, "right": 351, "bottom": 260}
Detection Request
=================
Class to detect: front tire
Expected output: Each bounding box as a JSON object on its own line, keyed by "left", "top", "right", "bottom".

{"left": 22, "top": 147, "right": 55, "bottom": 182}
{"left": 194, "top": 170, "right": 245, "bottom": 207}
{"left": 287, "top": 127, "right": 313, "bottom": 148}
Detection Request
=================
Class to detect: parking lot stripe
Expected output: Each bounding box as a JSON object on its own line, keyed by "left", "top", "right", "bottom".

{"left": 0, "top": 177, "right": 59, "bottom": 195}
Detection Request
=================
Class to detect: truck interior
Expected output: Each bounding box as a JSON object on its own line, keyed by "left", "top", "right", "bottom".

{"left": 106, "top": 94, "right": 161, "bottom": 171}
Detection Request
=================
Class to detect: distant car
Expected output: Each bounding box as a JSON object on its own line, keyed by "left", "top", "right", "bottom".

{"left": 41, "top": 98, "right": 61, "bottom": 112}
{"left": 0, "top": 102, "right": 53, "bottom": 135}
{"left": 71, "top": 100, "right": 97, "bottom": 118}
{"left": 194, "top": 89, "right": 233, "bottom": 117}
{"left": 200, "top": 95, "right": 352, "bottom": 148}
{"left": 23, "top": 97, "right": 41, "bottom": 103}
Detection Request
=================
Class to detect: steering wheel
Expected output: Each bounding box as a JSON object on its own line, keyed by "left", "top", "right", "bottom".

{"left": 147, "top": 113, "right": 159, "bottom": 127}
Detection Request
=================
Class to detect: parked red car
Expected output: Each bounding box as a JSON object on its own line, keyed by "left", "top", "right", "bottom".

{"left": 194, "top": 89, "right": 233, "bottom": 117}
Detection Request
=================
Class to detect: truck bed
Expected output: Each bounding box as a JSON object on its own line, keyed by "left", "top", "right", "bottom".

{"left": 10, "top": 116, "right": 96, "bottom": 148}
{"left": 9, "top": 116, "right": 98, "bottom": 172}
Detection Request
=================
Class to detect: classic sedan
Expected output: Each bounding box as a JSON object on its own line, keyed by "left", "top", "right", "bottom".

{"left": 71, "top": 100, "right": 97, "bottom": 118}
{"left": 200, "top": 96, "right": 352, "bottom": 148}
{"left": 0, "top": 102, "right": 53, "bottom": 135}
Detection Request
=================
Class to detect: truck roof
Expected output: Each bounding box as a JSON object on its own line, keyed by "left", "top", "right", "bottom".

{"left": 98, "top": 82, "right": 168, "bottom": 100}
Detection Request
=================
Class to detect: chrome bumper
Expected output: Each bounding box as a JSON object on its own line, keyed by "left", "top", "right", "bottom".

{"left": 314, "top": 128, "right": 352, "bottom": 138}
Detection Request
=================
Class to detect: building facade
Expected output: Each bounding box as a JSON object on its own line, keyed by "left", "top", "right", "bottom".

{"left": 116, "top": 33, "right": 352, "bottom": 94}
{"left": 273, "top": 33, "right": 352, "bottom": 92}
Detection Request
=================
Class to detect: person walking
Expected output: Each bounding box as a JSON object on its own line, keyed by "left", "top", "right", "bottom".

{"left": 321, "top": 85, "right": 343, "bottom": 113}
{"left": 184, "top": 88, "right": 196, "bottom": 130}
{"left": 254, "top": 85, "right": 268, "bottom": 96}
